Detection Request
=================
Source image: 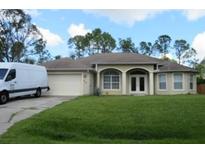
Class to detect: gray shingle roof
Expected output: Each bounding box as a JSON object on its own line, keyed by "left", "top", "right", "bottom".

{"left": 42, "top": 58, "right": 90, "bottom": 70}
{"left": 158, "top": 61, "right": 197, "bottom": 72}
{"left": 43, "top": 53, "right": 196, "bottom": 73}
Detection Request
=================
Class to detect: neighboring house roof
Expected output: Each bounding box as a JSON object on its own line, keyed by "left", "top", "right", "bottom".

{"left": 43, "top": 53, "right": 196, "bottom": 73}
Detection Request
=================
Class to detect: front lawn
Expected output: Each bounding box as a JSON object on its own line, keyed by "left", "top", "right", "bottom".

{"left": 0, "top": 95, "right": 205, "bottom": 143}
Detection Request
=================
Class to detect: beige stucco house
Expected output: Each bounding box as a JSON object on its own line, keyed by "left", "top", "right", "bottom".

{"left": 43, "top": 53, "right": 197, "bottom": 96}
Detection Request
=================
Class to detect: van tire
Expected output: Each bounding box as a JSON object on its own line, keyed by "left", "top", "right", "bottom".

{"left": 0, "top": 92, "right": 9, "bottom": 105}
{"left": 35, "top": 88, "right": 41, "bottom": 97}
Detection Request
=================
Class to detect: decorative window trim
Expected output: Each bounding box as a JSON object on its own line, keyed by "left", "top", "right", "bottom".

{"left": 158, "top": 73, "right": 168, "bottom": 91}
{"left": 172, "top": 73, "right": 184, "bottom": 91}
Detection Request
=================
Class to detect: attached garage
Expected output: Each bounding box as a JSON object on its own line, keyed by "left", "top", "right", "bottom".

{"left": 42, "top": 58, "right": 95, "bottom": 96}
{"left": 48, "top": 73, "right": 82, "bottom": 96}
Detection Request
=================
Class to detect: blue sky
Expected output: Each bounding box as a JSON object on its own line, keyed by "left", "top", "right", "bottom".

{"left": 26, "top": 9, "right": 205, "bottom": 61}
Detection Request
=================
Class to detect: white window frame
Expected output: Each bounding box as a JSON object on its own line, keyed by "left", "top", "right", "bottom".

{"left": 102, "top": 71, "right": 121, "bottom": 91}
{"left": 172, "top": 73, "right": 184, "bottom": 91}
{"left": 158, "top": 73, "right": 167, "bottom": 91}
{"left": 189, "top": 74, "right": 194, "bottom": 90}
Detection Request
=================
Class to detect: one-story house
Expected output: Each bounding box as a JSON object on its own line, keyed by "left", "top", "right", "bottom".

{"left": 43, "top": 53, "right": 197, "bottom": 96}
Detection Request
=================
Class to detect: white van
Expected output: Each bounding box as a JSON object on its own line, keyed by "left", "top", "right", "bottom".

{"left": 0, "top": 62, "right": 49, "bottom": 104}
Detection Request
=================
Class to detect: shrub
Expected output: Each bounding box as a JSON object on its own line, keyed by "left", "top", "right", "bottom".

{"left": 94, "top": 88, "right": 101, "bottom": 96}
{"left": 197, "top": 77, "right": 205, "bottom": 85}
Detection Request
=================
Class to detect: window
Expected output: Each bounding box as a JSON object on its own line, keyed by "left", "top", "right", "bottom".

{"left": 0, "top": 69, "right": 8, "bottom": 80}
{"left": 154, "top": 64, "right": 157, "bottom": 70}
{"left": 131, "top": 77, "right": 136, "bottom": 91}
{"left": 159, "top": 73, "right": 167, "bottom": 90}
{"left": 5, "top": 69, "right": 16, "bottom": 81}
{"left": 173, "top": 73, "right": 183, "bottom": 90}
{"left": 130, "top": 70, "right": 146, "bottom": 75}
{"left": 139, "top": 77, "right": 145, "bottom": 91}
{"left": 190, "top": 74, "right": 194, "bottom": 90}
{"left": 103, "top": 70, "right": 120, "bottom": 90}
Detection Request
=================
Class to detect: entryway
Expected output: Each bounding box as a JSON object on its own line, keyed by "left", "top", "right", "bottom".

{"left": 130, "top": 75, "right": 148, "bottom": 95}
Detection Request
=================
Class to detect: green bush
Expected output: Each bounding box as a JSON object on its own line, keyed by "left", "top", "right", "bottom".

{"left": 197, "top": 77, "right": 205, "bottom": 84}
{"left": 94, "top": 88, "right": 101, "bottom": 96}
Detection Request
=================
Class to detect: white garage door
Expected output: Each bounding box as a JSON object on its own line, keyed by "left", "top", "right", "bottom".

{"left": 48, "top": 74, "right": 82, "bottom": 96}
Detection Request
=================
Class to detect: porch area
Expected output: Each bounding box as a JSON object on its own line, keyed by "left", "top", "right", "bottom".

{"left": 95, "top": 67, "right": 154, "bottom": 95}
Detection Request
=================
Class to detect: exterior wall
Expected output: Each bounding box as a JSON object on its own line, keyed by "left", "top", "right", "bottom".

{"left": 82, "top": 72, "right": 89, "bottom": 95}
{"left": 126, "top": 74, "right": 129, "bottom": 94}
{"left": 47, "top": 68, "right": 197, "bottom": 96}
{"left": 97, "top": 64, "right": 155, "bottom": 95}
{"left": 155, "top": 72, "right": 197, "bottom": 95}
{"left": 97, "top": 64, "right": 154, "bottom": 73}
{"left": 89, "top": 73, "right": 95, "bottom": 95}
{"left": 82, "top": 72, "right": 95, "bottom": 95}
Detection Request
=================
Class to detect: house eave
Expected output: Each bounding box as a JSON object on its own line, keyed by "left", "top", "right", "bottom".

{"left": 91, "top": 62, "right": 158, "bottom": 65}
{"left": 46, "top": 68, "right": 95, "bottom": 72}
{"left": 155, "top": 70, "right": 197, "bottom": 73}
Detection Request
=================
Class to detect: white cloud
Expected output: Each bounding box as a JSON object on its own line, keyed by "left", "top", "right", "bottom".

{"left": 38, "top": 27, "right": 64, "bottom": 47}
{"left": 166, "top": 53, "right": 174, "bottom": 60}
{"left": 24, "top": 9, "right": 41, "bottom": 17}
{"left": 84, "top": 9, "right": 166, "bottom": 26}
{"left": 182, "top": 10, "right": 205, "bottom": 21}
{"left": 68, "top": 23, "right": 91, "bottom": 37}
{"left": 192, "top": 31, "right": 205, "bottom": 61}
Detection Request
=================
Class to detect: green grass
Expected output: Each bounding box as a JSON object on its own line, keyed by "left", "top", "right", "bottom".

{"left": 1, "top": 95, "right": 205, "bottom": 144}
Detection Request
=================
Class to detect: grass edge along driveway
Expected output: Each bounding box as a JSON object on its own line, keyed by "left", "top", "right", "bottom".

{"left": 0, "top": 95, "right": 205, "bottom": 144}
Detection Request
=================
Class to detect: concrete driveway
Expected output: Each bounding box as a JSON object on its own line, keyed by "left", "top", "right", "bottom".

{"left": 0, "top": 96, "right": 75, "bottom": 135}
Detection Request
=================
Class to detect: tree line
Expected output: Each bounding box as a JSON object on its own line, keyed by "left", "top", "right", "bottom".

{"left": 0, "top": 9, "right": 200, "bottom": 69}
{"left": 0, "top": 9, "right": 51, "bottom": 64}
{"left": 68, "top": 28, "right": 198, "bottom": 67}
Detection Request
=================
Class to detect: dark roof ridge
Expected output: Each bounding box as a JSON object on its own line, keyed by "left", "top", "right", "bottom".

{"left": 76, "top": 52, "right": 161, "bottom": 60}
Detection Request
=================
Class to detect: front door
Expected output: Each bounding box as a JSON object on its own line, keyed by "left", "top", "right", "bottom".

{"left": 130, "top": 75, "right": 147, "bottom": 94}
